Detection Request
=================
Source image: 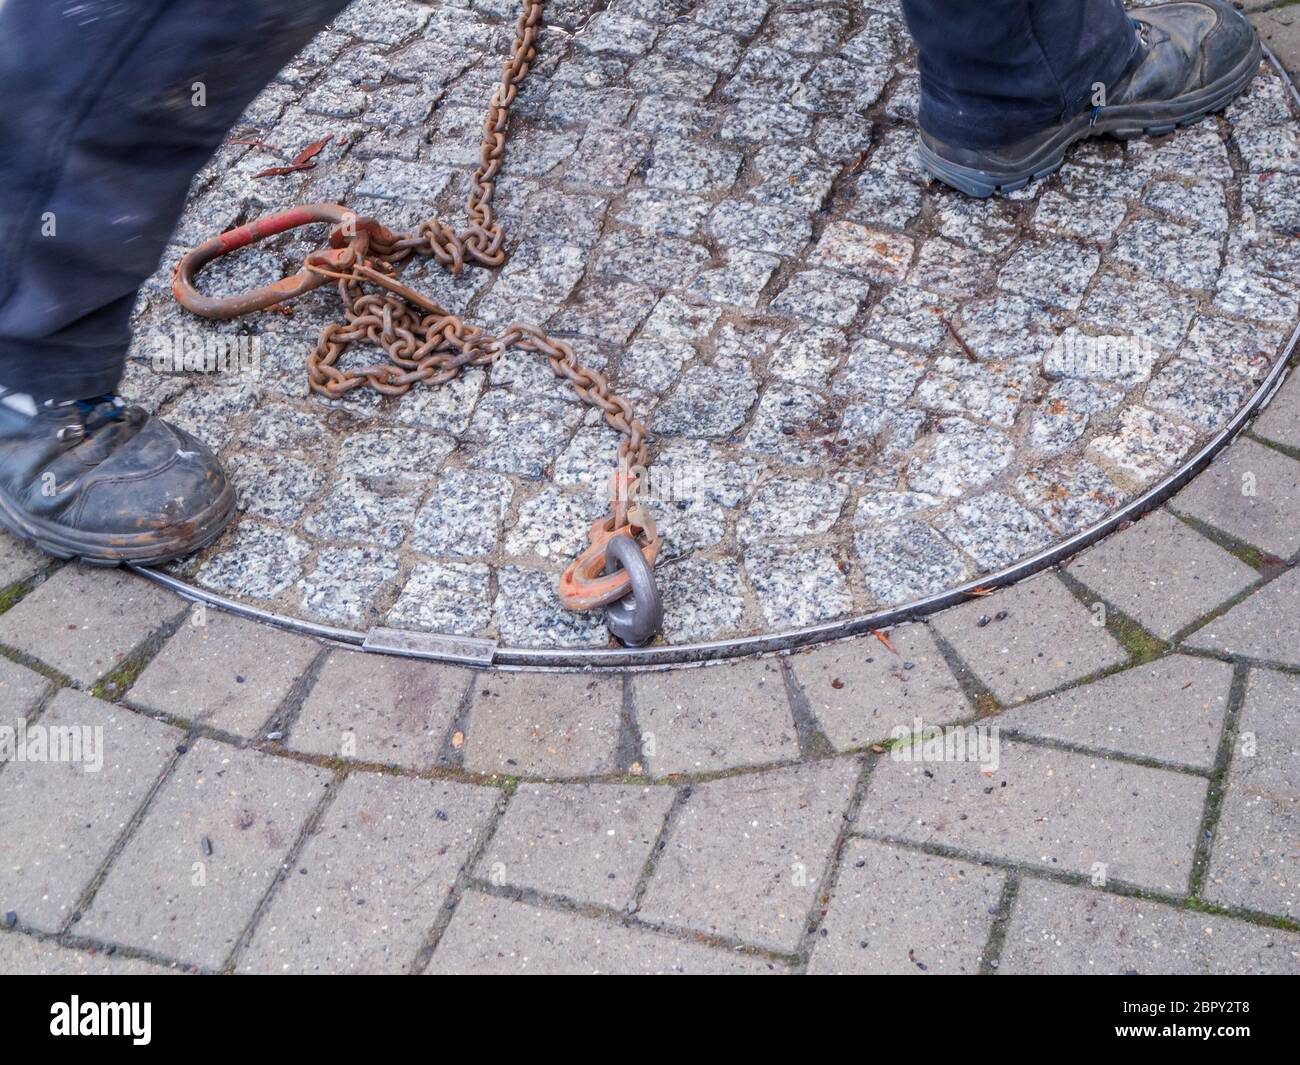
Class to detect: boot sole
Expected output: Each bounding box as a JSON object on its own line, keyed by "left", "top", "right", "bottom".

{"left": 0, "top": 480, "right": 237, "bottom": 569}
{"left": 918, "top": 35, "right": 1263, "bottom": 198}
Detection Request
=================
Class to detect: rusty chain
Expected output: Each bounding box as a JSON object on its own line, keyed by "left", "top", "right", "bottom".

{"left": 173, "top": 0, "right": 663, "bottom": 639}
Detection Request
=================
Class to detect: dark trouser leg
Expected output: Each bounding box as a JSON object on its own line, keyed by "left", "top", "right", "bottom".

{"left": 0, "top": 0, "right": 350, "bottom": 401}
{"left": 901, "top": 0, "right": 1141, "bottom": 149}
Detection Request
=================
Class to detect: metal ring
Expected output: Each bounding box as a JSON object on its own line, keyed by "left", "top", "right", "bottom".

{"left": 603, "top": 533, "right": 663, "bottom": 647}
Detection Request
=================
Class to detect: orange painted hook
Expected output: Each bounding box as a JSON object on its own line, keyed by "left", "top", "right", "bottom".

{"left": 172, "top": 203, "right": 389, "bottom": 319}
{"left": 557, "top": 517, "right": 662, "bottom": 611}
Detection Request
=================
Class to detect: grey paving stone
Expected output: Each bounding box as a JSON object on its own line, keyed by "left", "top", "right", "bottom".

{"left": 289, "top": 650, "right": 469, "bottom": 769}
{"left": 0, "top": 535, "right": 44, "bottom": 590}
{"left": 426, "top": 890, "right": 776, "bottom": 974}
{"left": 0, "top": 657, "right": 54, "bottom": 725}
{"left": 195, "top": 522, "right": 311, "bottom": 603}
{"left": 995, "top": 655, "right": 1232, "bottom": 769}
{"left": 227, "top": 453, "right": 327, "bottom": 525}
{"left": 1172, "top": 437, "right": 1300, "bottom": 558}
{"left": 1001, "top": 879, "right": 1300, "bottom": 974}
{"left": 1204, "top": 668, "right": 1299, "bottom": 919}
{"left": 493, "top": 566, "right": 610, "bottom": 650}
{"left": 808, "top": 838, "right": 1003, "bottom": 974}
{"left": 932, "top": 491, "right": 1053, "bottom": 571}
{"left": 854, "top": 519, "right": 974, "bottom": 606}
{"left": 411, "top": 468, "right": 513, "bottom": 559}
{"left": 0, "top": 934, "right": 180, "bottom": 975}
{"left": 0, "top": 567, "right": 182, "bottom": 686}
{"left": 1147, "top": 359, "right": 1255, "bottom": 433}
{"left": 632, "top": 658, "right": 798, "bottom": 775}
{"left": 931, "top": 575, "right": 1127, "bottom": 705}
{"left": 1086, "top": 406, "right": 1198, "bottom": 492}
{"left": 906, "top": 417, "right": 1015, "bottom": 499}
{"left": 128, "top": 612, "right": 319, "bottom": 738}
{"left": 791, "top": 624, "right": 971, "bottom": 751}
{"left": 1186, "top": 566, "right": 1300, "bottom": 666}
{"left": 78, "top": 739, "right": 331, "bottom": 968}
{"left": 298, "top": 546, "right": 402, "bottom": 627}
{"left": 998, "top": 238, "right": 1099, "bottom": 310}
{"left": 239, "top": 773, "right": 498, "bottom": 973}
{"left": 743, "top": 546, "right": 853, "bottom": 630}
{"left": 1252, "top": 367, "right": 1300, "bottom": 451}
{"left": 463, "top": 671, "right": 622, "bottom": 778}
{"left": 810, "top": 220, "right": 914, "bottom": 283}
{"left": 476, "top": 782, "right": 673, "bottom": 909}
{"left": 0, "top": 690, "right": 182, "bottom": 932}
{"left": 386, "top": 561, "right": 493, "bottom": 636}
{"left": 1067, "top": 510, "right": 1259, "bottom": 639}
{"left": 639, "top": 759, "right": 860, "bottom": 952}
{"left": 861, "top": 738, "right": 1207, "bottom": 893}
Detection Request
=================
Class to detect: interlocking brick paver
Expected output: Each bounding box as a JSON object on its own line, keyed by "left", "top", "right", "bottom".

{"left": 463, "top": 671, "right": 622, "bottom": 778}
{"left": 931, "top": 575, "right": 1127, "bottom": 704}
{"left": 129, "top": 612, "right": 319, "bottom": 737}
{"left": 639, "top": 759, "right": 860, "bottom": 952}
{"left": 1186, "top": 566, "right": 1300, "bottom": 666}
{"left": 475, "top": 782, "right": 673, "bottom": 909}
{"left": 427, "top": 890, "right": 775, "bottom": 974}
{"left": 0, "top": 933, "right": 178, "bottom": 975}
{"left": 1172, "top": 437, "right": 1300, "bottom": 557}
{"left": 632, "top": 658, "right": 797, "bottom": 775}
{"left": 1252, "top": 6, "right": 1300, "bottom": 82}
{"left": 0, "top": 566, "right": 181, "bottom": 686}
{"left": 791, "top": 624, "right": 971, "bottom": 751}
{"left": 79, "top": 738, "right": 331, "bottom": 968}
{"left": 808, "top": 838, "right": 1003, "bottom": 974}
{"left": 994, "top": 655, "right": 1233, "bottom": 769}
{"left": 1252, "top": 368, "right": 1300, "bottom": 451}
{"left": 1001, "top": 879, "right": 1300, "bottom": 974}
{"left": 861, "top": 739, "right": 1207, "bottom": 892}
{"left": 0, "top": 689, "right": 182, "bottom": 932}
{"left": 0, "top": 535, "right": 44, "bottom": 590}
{"left": 239, "top": 773, "right": 498, "bottom": 973}
{"left": 1067, "top": 511, "right": 1258, "bottom": 639}
{"left": 1204, "top": 668, "right": 1299, "bottom": 919}
{"left": 289, "top": 650, "right": 469, "bottom": 768}
{"left": 0, "top": 656, "right": 53, "bottom": 725}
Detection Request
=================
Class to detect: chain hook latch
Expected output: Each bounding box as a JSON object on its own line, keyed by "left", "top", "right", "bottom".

{"left": 172, "top": 203, "right": 395, "bottom": 319}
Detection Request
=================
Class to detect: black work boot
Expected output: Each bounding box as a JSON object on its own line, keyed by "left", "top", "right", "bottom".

{"left": 918, "top": 0, "right": 1261, "bottom": 197}
{"left": 0, "top": 390, "right": 235, "bottom": 566}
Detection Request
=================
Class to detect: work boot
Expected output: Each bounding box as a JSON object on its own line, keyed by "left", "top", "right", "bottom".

{"left": 918, "top": 0, "right": 1261, "bottom": 197}
{"left": 0, "top": 389, "right": 235, "bottom": 566}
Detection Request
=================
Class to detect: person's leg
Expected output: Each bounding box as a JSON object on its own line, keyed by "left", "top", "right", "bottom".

{"left": 901, "top": 0, "right": 1140, "bottom": 151}
{"left": 0, "top": 0, "right": 348, "bottom": 565}
{"left": 0, "top": 0, "right": 351, "bottom": 402}
{"left": 903, "top": 0, "right": 1260, "bottom": 196}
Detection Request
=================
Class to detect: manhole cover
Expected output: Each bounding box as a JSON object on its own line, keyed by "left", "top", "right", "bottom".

{"left": 128, "top": 0, "right": 1300, "bottom": 664}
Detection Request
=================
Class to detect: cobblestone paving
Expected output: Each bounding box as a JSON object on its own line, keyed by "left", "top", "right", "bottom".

{"left": 1, "top": 1, "right": 1299, "bottom": 976}
{"left": 116, "top": 0, "right": 1300, "bottom": 648}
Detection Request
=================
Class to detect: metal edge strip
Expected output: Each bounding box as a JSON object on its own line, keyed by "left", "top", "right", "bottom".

{"left": 129, "top": 47, "right": 1300, "bottom": 673}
